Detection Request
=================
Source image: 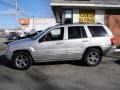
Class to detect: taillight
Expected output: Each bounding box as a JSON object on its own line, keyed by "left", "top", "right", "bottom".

{"left": 110, "top": 37, "right": 115, "bottom": 45}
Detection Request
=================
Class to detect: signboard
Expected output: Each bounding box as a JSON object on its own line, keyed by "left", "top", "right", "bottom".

{"left": 19, "top": 19, "right": 30, "bottom": 25}
{"left": 79, "top": 10, "right": 95, "bottom": 23}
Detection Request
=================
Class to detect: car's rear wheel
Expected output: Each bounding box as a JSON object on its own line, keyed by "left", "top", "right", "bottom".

{"left": 83, "top": 48, "right": 102, "bottom": 66}
{"left": 12, "top": 51, "right": 32, "bottom": 70}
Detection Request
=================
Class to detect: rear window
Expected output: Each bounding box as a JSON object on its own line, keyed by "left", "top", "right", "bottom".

{"left": 88, "top": 26, "right": 108, "bottom": 37}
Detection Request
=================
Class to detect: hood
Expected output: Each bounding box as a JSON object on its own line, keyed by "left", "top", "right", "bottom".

{"left": 8, "top": 38, "right": 33, "bottom": 46}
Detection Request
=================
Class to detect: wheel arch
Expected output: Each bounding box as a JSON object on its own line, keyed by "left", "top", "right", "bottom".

{"left": 12, "top": 50, "right": 34, "bottom": 62}
{"left": 83, "top": 46, "right": 103, "bottom": 57}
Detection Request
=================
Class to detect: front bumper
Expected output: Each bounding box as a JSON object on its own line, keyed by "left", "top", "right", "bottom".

{"left": 4, "top": 48, "right": 12, "bottom": 60}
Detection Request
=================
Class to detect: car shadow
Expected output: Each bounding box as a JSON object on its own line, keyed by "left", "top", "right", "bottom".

{"left": 2, "top": 54, "right": 120, "bottom": 70}
{"left": 0, "top": 55, "right": 87, "bottom": 70}
{"left": 0, "top": 55, "right": 14, "bottom": 69}
{"left": 33, "top": 60, "right": 86, "bottom": 67}
{"left": 0, "top": 55, "right": 92, "bottom": 69}
{"left": 114, "top": 60, "right": 120, "bottom": 65}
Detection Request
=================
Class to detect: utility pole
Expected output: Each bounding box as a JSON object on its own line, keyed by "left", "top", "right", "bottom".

{"left": 32, "top": 16, "right": 35, "bottom": 33}
{"left": 15, "top": 0, "right": 18, "bottom": 32}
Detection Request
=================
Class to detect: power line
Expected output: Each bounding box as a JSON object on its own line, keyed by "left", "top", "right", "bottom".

{"left": 0, "top": 0, "right": 16, "bottom": 8}
{"left": 0, "top": 0, "right": 29, "bottom": 17}
{"left": 24, "top": 0, "right": 36, "bottom": 17}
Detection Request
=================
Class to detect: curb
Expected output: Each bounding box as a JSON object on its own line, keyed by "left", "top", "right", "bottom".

{"left": 115, "top": 49, "right": 120, "bottom": 53}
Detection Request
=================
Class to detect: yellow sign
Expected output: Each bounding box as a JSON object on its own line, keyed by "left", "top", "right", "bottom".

{"left": 79, "top": 10, "right": 95, "bottom": 23}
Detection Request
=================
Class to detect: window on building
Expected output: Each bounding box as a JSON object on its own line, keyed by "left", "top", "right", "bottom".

{"left": 68, "top": 26, "right": 87, "bottom": 39}
{"left": 88, "top": 26, "right": 108, "bottom": 37}
{"left": 64, "top": 10, "right": 73, "bottom": 24}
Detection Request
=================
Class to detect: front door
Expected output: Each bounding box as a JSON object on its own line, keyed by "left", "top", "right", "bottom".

{"left": 35, "top": 27, "right": 65, "bottom": 61}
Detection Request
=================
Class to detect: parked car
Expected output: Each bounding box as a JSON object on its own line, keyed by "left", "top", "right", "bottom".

{"left": 7, "top": 33, "right": 19, "bottom": 41}
{"left": 20, "top": 31, "right": 42, "bottom": 39}
{"left": 5, "top": 33, "right": 20, "bottom": 44}
{"left": 5, "top": 31, "right": 42, "bottom": 44}
{"left": 5, "top": 23, "right": 116, "bottom": 70}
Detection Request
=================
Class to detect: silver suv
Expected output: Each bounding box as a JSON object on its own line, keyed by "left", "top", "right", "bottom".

{"left": 5, "top": 23, "right": 115, "bottom": 70}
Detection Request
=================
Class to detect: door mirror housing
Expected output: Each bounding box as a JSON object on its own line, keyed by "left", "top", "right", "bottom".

{"left": 38, "top": 37, "right": 44, "bottom": 43}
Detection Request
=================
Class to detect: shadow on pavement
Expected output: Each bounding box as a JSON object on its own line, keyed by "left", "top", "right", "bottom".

{"left": 33, "top": 60, "right": 86, "bottom": 67}
{"left": 0, "top": 55, "right": 87, "bottom": 69}
{"left": 0, "top": 55, "right": 14, "bottom": 69}
{"left": 114, "top": 60, "right": 120, "bottom": 65}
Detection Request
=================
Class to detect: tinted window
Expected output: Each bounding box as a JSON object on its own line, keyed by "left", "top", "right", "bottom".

{"left": 88, "top": 26, "right": 108, "bottom": 37}
{"left": 68, "top": 26, "right": 87, "bottom": 39}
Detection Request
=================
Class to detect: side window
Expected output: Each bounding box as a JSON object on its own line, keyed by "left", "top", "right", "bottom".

{"left": 68, "top": 26, "right": 87, "bottom": 39}
{"left": 88, "top": 26, "right": 108, "bottom": 37}
{"left": 43, "top": 27, "right": 64, "bottom": 41}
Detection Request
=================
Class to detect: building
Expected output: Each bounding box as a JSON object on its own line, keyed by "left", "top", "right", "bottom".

{"left": 50, "top": 0, "right": 120, "bottom": 46}
{"left": 19, "top": 18, "right": 56, "bottom": 33}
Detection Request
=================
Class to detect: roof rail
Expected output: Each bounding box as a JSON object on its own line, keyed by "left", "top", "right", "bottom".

{"left": 55, "top": 22, "right": 102, "bottom": 26}
{"left": 72, "top": 22, "right": 102, "bottom": 24}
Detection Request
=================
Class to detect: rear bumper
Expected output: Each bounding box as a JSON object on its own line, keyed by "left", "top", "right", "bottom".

{"left": 103, "top": 46, "right": 116, "bottom": 56}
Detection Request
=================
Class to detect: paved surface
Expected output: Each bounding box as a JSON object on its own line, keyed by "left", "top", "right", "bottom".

{"left": 0, "top": 51, "right": 120, "bottom": 90}
{"left": 0, "top": 37, "right": 120, "bottom": 90}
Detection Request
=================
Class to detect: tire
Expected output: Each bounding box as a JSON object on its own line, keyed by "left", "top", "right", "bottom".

{"left": 83, "top": 48, "right": 102, "bottom": 66}
{"left": 12, "top": 51, "right": 32, "bottom": 70}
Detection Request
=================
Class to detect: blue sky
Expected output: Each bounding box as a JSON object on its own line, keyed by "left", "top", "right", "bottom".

{"left": 0, "top": 0, "right": 53, "bottom": 29}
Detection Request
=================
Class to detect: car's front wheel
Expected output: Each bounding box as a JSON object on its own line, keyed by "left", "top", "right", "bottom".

{"left": 83, "top": 48, "right": 102, "bottom": 66}
{"left": 12, "top": 51, "right": 32, "bottom": 70}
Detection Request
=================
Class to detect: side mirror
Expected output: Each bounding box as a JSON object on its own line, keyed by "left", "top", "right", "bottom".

{"left": 38, "top": 36, "right": 45, "bottom": 43}
{"left": 39, "top": 37, "right": 43, "bottom": 43}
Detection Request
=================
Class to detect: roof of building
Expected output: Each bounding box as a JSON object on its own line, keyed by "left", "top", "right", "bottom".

{"left": 51, "top": 0, "right": 120, "bottom": 5}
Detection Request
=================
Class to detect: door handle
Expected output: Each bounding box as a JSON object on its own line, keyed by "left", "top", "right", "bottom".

{"left": 56, "top": 42, "right": 63, "bottom": 45}
{"left": 82, "top": 40, "right": 89, "bottom": 42}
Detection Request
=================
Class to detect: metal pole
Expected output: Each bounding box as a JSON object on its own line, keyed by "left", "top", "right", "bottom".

{"left": 32, "top": 16, "right": 35, "bottom": 33}
{"left": 15, "top": 0, "right": 18, "bottom": 32}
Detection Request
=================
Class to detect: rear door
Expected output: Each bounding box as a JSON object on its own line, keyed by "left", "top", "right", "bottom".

{"left": 65, "top": 26, "right": 90, "bottom": 59}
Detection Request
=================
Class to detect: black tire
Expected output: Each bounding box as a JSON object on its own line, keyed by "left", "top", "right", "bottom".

{"left": 12, "top": 51, "right": 32, "bottom": 70}
{"left": 83, "top": 48, "right": 102, "bottom": 66}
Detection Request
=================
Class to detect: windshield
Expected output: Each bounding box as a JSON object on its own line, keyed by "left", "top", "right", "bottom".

{"left": 30, "top": 27, "right": 51, "bottom": 40}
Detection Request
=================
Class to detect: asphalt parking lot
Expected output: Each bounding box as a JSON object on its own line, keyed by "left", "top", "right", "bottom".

{"left": 0, "top": 38, "right": 120, "bottom": 90}
{"left": 1, "top": 54, "right": 120, "bottom": 90}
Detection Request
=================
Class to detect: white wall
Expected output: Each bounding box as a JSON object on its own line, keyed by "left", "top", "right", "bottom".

{"left": 95, "top": 10, "right": 105, "bottom": 24}
{"left": 34, "top": 18, "right": 56, "bottom": 31}
{"left": 22, "top": 18, "right": 56, "bottom": 32}
{"left": 73, "top": 9, "right": 80, "bottom": 23}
